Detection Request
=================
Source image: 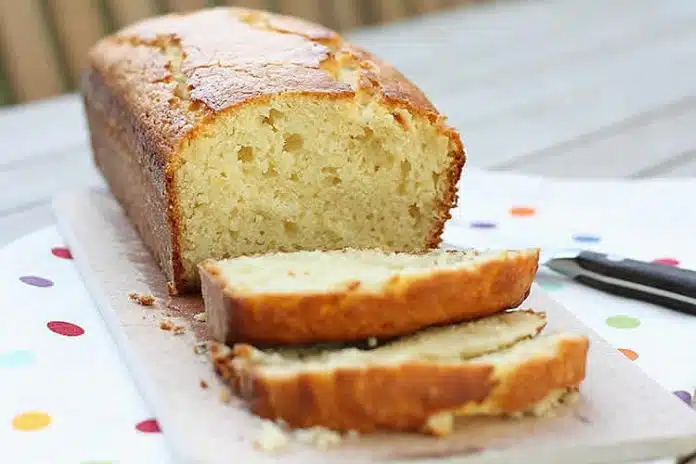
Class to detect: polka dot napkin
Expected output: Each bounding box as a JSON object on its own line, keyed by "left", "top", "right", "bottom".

{"left": 0, "top": 228, "right": 172, "bottom": 463}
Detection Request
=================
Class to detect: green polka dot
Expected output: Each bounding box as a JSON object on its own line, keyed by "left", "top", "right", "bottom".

{"left": 606, "top": 315, "right": 641, "bottom": 329}
{"left": 536, "top": 276, "right": 565, "bottom": 292}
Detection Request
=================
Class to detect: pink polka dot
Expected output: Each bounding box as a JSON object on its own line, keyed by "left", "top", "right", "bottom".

{"left": 47, "top": 321, "right": 85, "bottom": 337}
{"left": 135, "top": 418, "right": 161, "bottom": 433}
{"left": 51, "top": 247, "right": 73, "bottom": 260}
{"left": 653, "top": 257, "right": 680, "bottom": 267}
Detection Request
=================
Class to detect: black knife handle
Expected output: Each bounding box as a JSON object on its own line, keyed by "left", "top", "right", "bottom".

{"left": 576, "top": 251, "right": 696, "bottom": 297}
{"left": 573, "top": 251, "right": 696, "bottom": 316}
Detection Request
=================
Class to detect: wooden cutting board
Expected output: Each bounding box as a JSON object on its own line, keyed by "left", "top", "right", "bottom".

{"left": 52, "top": 189, "right": 696, "bottom": 464}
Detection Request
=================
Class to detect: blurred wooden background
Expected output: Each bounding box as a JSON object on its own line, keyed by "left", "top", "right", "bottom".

{"left": 0, "top": 0, "right": 482, "bottom": 107}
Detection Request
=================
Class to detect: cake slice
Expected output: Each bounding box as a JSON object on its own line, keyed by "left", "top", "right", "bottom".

{"left": 199, "top": 248, "right": 540, "bottom": 346}
{"left": 209, "top": 310, "right": 589, "bottom": 436}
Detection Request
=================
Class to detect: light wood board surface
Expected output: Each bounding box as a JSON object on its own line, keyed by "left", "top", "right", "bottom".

{"left": 52, "top": 189, "right": 696, "bottom": 464}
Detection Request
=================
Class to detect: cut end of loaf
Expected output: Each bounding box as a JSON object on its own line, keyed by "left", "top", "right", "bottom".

{"left": 176, "top": 95, "right": 461, "bottom": 286}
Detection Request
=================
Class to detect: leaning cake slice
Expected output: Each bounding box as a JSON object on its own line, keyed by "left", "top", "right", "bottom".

{"left": 210, "top": 310, "right": 589, "bottom": 436}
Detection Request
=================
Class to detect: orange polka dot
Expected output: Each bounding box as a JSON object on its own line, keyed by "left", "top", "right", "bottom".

{"left": 510, "top": 206, "right": 536, "bottom": 217}
{"left": 12, "top": 411, "right": 51, "bottom": 431}
{"left": 618, "top": 348, "right": 638, "bottom": 361}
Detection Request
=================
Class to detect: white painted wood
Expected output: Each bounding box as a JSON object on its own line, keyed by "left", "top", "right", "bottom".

{"left": 0, "top": 147, "right": 103, "bottom": 213}
{"left": 664, "top": 158, "right": 696, "bottom": 177}
{"left": 498, "top": 101, "right": 696, "bottom": 178}
{"left": 458, "top": 32, "right": 696, "bottom": 168}
{"left": 0, "top": 93, "right": 88, "bottom": 166}
{"left": 432, "top": 1, "right": 695, "bottom": 90}
{"left": 351, "top": 0, "right": 638, "bottom": 60}
{"left": 426, "top": 10, "right": 696, "bottom": 124}
{"left": 636, "top": 153, "right": 696, "bottom": 178}
{"left": 351, "top": 0, "right": 692, "bottom": 89}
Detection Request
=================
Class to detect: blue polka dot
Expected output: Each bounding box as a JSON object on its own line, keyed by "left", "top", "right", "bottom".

{"left": 0, "top": 349, "right": 36, "bottom": 368}
{"left": 573, "top": 234, "right": 601, "bottom": 244}
{"left": 470, "top": 221, "right": 497, "bottom": 229}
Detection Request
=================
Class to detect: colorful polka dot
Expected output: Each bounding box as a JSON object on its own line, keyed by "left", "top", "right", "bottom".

{"left": 674, "top": 390, "right": 693, "bottom": 406}
{"left": 47, "top": 321, "right": 85, "bottom": 337}
{"left": 12, "top": 411, "right": 51, "bottom": 431}
{"left": 606, "top": 315, "right": 641, "bottom": 329}
{"left": 653, "top": 257, "right": 680, "bottom": 267}
{"left": 470, "top": 221, "right": 497, "bottom": 229}
{"left": 135, "top": 418, "right": 161, "bottom": 433}
{"left": 618, "top": 348, "right": 638, "bottom": 361}
{"left": 0, "top": 349, "right": 36, "bottom": 368}
{"left": 51, "top": 247, "right": 73, "bottom": 260}
{"left": 510, "top": 206, "right": 536, "bottom": 217}
{"left": 573, "top": 234, "right": 601, "bottom": 243}
{"left": 19, "top": 276, "right": 54, "bottom": 288}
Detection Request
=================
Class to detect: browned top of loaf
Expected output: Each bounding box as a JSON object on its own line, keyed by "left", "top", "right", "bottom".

{"left": 84, "top": 7, "right": 463, "bottom": 193}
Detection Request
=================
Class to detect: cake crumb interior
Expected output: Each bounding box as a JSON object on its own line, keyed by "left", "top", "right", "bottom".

{"left": 176, "top": 95, "right": 456, "bottom": 282}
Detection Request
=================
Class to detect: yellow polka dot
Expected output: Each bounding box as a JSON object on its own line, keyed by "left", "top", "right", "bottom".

{"left": 12, "top": 411, "right": 51, "bottom": 431}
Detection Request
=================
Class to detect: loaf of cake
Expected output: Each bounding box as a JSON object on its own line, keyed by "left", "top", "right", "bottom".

{"left": 209, "top": 310, "right": 589, "bottom": 435}
{"left": 198, "top": 248, "right": 540, "bottom": 346}
{"left": 81, "top": 7, "right": 466, "bottom": 294}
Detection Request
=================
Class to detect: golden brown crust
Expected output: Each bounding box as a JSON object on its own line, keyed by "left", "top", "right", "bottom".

{"left": 199, "top": 250, "right": 540, "bottom": 346}
{"left": 209, "top": 335, "right": 588, "bottom": 434}
{"left": 82, "top": 7, "right": 466, "bottom": 293}
{"left": 211, "top": 344, "right": 493, "bottom": 434}
{"left": 81, "top": 91, "right": 177, "bottom": 281}
{"left": 427, "top": 144, "right": 466, "bottom": 249}
{"left": 458, "top": 338, "right": 589, "bottom": 414}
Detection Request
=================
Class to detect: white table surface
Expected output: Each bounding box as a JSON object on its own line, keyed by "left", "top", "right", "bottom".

{"left": 2, "top": 0, "right": 696, "bottom": 247}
